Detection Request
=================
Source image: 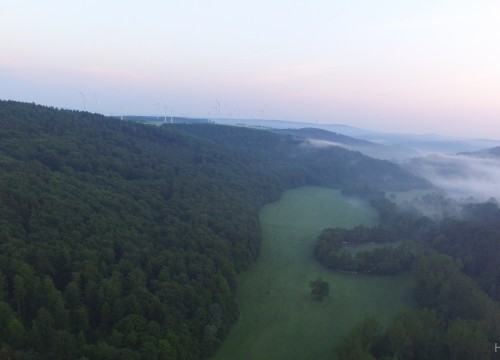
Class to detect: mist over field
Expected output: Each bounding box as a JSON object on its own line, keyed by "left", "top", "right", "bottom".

{"left": 404, "top": 153, "right": 500, "bottom": 201}
{"left": 302, "top": 139, "right": 346, "bottom": 149}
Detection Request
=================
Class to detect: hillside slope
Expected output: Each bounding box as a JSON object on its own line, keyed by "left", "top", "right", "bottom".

{"left": 171, "top": 124, "right": 429, "bottom": 191}
{"left": 0, "top": 100, "right": 427, "bottom": 359}
{"left": 268, "top": 127, "right": 420, "bottom": 160}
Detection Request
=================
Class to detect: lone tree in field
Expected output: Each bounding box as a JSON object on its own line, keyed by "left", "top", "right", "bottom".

{"left": 309, "top": 277, "right": 329, "bottom": 301}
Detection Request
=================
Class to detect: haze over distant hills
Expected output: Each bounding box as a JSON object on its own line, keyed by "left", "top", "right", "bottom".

{"left": 112, "top": 113, "right": 500, "bottom": 201}
{"left": 267, "top": 127, "right": 419, "bottom": 161}
{"left": 118, "top": 114, "right": 500, "bottom": 202}
{"left": 229, "top": 118, "right": 500, "bottom": 156}
{"left": 459, "top": 146, "right": 500, "bottom": 159}
{"left": 160, "top": 115, "right": 500, "bottom": 201}
{"left": 132, "top": 115, "right": 500, "bottom": 160}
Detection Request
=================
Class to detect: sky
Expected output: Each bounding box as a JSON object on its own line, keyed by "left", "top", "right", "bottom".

{"left": 2, "top": 0, "right": 500, "bottom": 139}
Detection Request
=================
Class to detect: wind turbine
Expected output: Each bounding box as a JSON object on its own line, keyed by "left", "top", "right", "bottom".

{"left": 207, "top": 109, "right": 214, "bottom": 124}
{"left": 210, "top": 106, "right": 217, "bottom": 124}
{"left": 162, "top": 105, "right": 169, "bottom": 124}
{"left": 79, "top": 91, "right": 87, "bottom": 111}
{"left": 152, "top": 102, "right": 160, "bottom": 119}
{"left": 215, "top": 99, "right": 221, "bottom": 124}
{"left": 93, "top": 92, "right": 101, "bottom": 114}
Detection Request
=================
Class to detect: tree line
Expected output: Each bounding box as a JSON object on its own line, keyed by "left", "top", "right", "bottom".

{"left": 325, "top": 186, "right": 500, "bottom": 359}
{"left": 335, "top": 251, "right": 500, "bottom": 359}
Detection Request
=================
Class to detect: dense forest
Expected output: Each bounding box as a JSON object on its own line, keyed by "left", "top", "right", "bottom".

{"left": 172, "top": 124, "right": 428, "bottom": 191}
{"left": 0, "top": 100, "right": 428, "bottom": 359}
{"left": 334, "top": 251, "right": 500, "bottom": 360}
{"left": 317, "top": 188, "right": 500, "bottom": 359}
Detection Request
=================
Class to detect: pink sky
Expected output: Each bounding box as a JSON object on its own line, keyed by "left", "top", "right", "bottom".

{"left": 2, "top": 0, "right": 500, "bottom": 139}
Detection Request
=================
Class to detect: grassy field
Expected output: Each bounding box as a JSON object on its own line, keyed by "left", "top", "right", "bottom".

{"left": 212, "top": 186, "right": 415, "bottom": 360}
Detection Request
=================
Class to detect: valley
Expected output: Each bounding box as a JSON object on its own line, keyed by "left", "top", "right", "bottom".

{"left": 212, "top": 187, "right": 415, "bottom": 360}
{"left": 1, "top": 101, "right": 499, "bottom": 359}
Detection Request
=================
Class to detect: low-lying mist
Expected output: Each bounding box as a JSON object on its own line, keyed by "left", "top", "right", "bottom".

{"left": 404, "top": 153, "right": 500, "bottom": 201}
{"left": 302, "top": 138, "right": 347, "bottom": 149}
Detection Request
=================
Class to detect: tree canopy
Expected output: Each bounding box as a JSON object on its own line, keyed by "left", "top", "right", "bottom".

{"left": 0, "top": 100, "right": 430, "bottom": 358}
{"left": 309, "top": 277, "right": 330, "bottom": 301}
{"left": 329, "top": 189, "right": 500, "bottom": 359}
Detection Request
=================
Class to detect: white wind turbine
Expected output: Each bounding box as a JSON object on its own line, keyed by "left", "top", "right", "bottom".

{"left": 79, "top": 91, "right": 87, "bottom": 112}
{"left": 215, "top": 99, "right": 222, "bottom": 124}
{"left": 209, "top": 107, "right": 216, "bottom": 124}
{"left": 93, "top": 92, "right": 101, "bottom": 114}
{"left": 152, "top": 102, "right": 160, "bottom": 119}
{"left": 163, "top": 105, "right": 169, "bottom": 124}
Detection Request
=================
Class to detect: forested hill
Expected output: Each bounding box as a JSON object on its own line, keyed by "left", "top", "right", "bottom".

{"left": 266, "top": 127, "right": 420, "bottom": 160}
{"left": 170, "top": 123, "right": 429, "bottom": 190}
{"left": 0, "top": 100, "right": 427, "bottom": 359}
{"left": 458, "top": 145, "right": 500, "bottom": 158}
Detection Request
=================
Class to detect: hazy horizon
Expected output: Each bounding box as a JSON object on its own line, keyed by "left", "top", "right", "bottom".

{"left": 2, "top": 1, "right": 500, "bottom": 139}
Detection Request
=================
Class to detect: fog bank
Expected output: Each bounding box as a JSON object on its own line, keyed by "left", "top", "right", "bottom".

{"left": 404, "top": 154, "right": 500, "bottom": 201}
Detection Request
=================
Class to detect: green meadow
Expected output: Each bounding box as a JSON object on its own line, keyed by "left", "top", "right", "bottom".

{"left": 212, "top": 186, "right": 415, "bottom": 360}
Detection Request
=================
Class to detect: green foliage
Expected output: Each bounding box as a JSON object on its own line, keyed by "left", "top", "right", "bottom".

{"left": 0, "top": 100, "right": 433, "bottom": 358}
{"left": 331, "top": 192, "right": 500, "bottom": 359}
{"left": 0, "top": 101, "right": 302, "bottom": 358}
{"left": 313, "top": 190, "right": 436, "bottom": 275}
{"left": 335, "top": 317, "right": 380, "bottom": 360}
{"left": 314, "top": 226, "right": 416, "bottom": 275}
{"left": 385, "top": 309, "right": 446, "bottom": 360}
{"left": 309, "top": 277, "right": 330, "bottom": 301}
{"left": 316, "top": 189, "right": 500, "bottom": 301}
{"left": 435, "top": 217, "right": 500, "bottom": 301}
{"left": 173, "top": 123, "right": 430, "bottom": 192}
{"left": 446, "top": 318, "right": 489, "bottom": 360}
{"left": 337, "top": 253, "right": 500, "bottom": 359}
{"left": 413, "top": 253, "right": 500, "bottom": 336}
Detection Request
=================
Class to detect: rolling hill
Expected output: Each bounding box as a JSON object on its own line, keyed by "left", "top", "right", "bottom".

{"left": 0, "top": 100, "right": 428, "bottom": 359}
